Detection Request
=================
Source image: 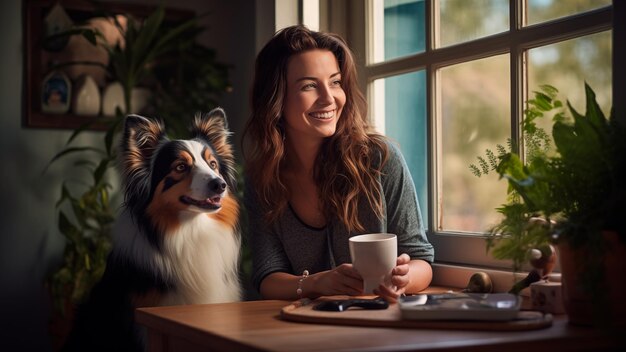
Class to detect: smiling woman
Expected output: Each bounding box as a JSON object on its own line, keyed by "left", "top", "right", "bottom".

{"left": 242, "top": 25, "right": 434, "bottom": 303}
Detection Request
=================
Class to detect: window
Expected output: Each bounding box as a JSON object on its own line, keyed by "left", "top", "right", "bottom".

{"left": 323, "top": 0, "right": 613, "bottom": 269}
{"left": 275, "top": 0, "right": 320, "bottom": 31}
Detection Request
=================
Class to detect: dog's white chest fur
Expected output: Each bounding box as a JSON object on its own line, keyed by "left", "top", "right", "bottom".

{"left": 113, "top": 209, "right": 241, "bottom": 305}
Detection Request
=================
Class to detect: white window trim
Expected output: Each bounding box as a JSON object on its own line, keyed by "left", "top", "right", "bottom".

{"left": 255, "top": 0, "right": 321, "bottom": 53}
{"left": 320, "top": 1, "right": 613, "bottom": 284}
{"left": 275, "top": 0, "right": 321, "bottom": 32}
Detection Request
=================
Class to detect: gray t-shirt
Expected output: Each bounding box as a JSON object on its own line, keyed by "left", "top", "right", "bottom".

{"left": 245, "top": 142, "right": 434, "bottom": 292}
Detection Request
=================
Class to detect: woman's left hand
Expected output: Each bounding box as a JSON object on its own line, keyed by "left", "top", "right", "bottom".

{"left": 373, "top": 253, "right": 411, "bottom": 302}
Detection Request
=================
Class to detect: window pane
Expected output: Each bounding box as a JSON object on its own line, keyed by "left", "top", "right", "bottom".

{"left": 528, "top": 30, "right": 612, "bottom": 135}
{"left": 439, "top": 55, "right": 510, "bottom": 233}
{"left": 372, "top": 0, "right": 426, "bottom": 63}
{"left": 527, "top": 0, "right": 611, "bottom": 26}
{"left": 438, "top": 0, "right": 508, "bottom": 48}
{"left": 373, "top": 71, "right": 428, "bottom": 228}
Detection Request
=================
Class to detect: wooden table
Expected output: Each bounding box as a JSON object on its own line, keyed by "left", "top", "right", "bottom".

{"left": 136, "top": 299, "right": 620, "bottom": 352}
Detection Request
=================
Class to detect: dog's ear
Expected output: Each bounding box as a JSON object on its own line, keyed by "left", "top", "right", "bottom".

{"left": 191, "top": 107, "right": 233, "bottom": 150}
{"left": 191, "top": 107, "right": 229, "bottom": 139}
{"left": 122, "top": 114, "right": 166, "bottom": 176}
{"left": 191, "top": 107, "right": 238, "bottom": 190}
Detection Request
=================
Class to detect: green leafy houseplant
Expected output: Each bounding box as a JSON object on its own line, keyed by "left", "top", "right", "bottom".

{"left": 45, "top": 4, "right": 230, "bottom": 318}
{"left": 471, "top": 83, "right": 626, "bottom": 327}
{"left": 470, "top": 84, "right": 563, "bottom": 272}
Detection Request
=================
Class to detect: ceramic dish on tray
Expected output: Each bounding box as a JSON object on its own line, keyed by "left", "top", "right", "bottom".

{"left": 398, "top": 293, "right": 521, "bottom": 321}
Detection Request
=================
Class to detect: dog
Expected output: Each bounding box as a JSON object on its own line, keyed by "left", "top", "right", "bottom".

{"left": 63, "top": 107, "right": 241, "bottom": 351}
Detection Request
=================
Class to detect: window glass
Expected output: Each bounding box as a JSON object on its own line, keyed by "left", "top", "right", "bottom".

{"left": 527, "top": 0, "right": 611, "bottom": 26}
{"left": 372, "top": 0, "right": 426, "bottom": 63}
{"left": 438, "top": 0, "right": 508, "bottom": 48}
{"left": 528, "top": 30, "right": 612, "bottom": 135}
{"left": 439, "top": 54, "right": 510, "bottom": 233}
{"left": 375, "top": 71, "right": 429, "bottom": 228}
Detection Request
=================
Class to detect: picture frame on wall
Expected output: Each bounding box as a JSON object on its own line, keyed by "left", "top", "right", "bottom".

{"left": 22, "top": 0, "right": 191, "bottom": 130}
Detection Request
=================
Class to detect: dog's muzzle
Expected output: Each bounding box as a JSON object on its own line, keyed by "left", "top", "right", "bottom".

{"left": 180, "top": 177, "right": 226, "bottom": 210}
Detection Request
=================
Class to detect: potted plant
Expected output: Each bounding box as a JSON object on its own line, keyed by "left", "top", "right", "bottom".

{"left": 471, "top": 83, "right": 626, "bottom": 328}
{"left": 470, "top": 85, "right": 562, "bottom": 273}
{"left": 44, "top": 5, "right": 231, "bottom": 349}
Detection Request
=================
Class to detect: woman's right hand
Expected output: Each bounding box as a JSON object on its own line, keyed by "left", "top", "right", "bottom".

{"left": 309, "top": 263, "right": 364, "bottom": 297}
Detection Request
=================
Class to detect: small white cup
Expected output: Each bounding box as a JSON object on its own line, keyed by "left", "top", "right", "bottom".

{"left": 349, "top": 233, "right": 397, "bottom": 294}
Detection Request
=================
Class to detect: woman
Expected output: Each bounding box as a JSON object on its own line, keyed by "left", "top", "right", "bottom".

{"left": 243, "top": 25, "right": 434, "bottom": 302}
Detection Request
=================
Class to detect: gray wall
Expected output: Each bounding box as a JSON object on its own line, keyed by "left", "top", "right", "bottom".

{"left": 0, "top": 1, "right": 260, "bottom": 350}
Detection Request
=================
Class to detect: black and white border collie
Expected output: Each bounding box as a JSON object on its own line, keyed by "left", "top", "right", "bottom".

{"left": 64, "top": 108, "right": 241, "bottom": 351}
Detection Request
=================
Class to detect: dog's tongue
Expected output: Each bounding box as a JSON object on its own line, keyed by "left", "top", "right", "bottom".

{"left": 207, "top": 196, "right": 222, "bottom": 205}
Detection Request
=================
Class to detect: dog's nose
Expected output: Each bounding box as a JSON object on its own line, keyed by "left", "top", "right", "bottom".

{"left": 208, "top": 178, "right": 227, "bottom": 193}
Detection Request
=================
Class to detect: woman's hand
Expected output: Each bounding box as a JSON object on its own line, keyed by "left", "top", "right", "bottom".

{"left": 373, "top": 253, "right": 412, "bottom": 302}
{"left": 309, "top": 263, "right": 364, "bottom": 297}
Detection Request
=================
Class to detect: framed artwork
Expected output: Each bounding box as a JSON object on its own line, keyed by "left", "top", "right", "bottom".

{"left": 23, "top": 0, "right": 191, "bottom": 130}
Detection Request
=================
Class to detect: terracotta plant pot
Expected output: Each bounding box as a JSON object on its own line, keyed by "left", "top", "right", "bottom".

{"left": 558, "top": 231, "right": 626, "bottom": 328}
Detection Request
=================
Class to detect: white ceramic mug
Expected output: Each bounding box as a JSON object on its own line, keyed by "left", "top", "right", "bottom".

{"left": 349, "top": 233, "right": 397, "bottom": 294}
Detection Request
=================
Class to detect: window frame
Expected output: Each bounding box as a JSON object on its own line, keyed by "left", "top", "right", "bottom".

{"left": 321, "top": 0, "right": 614, "bottom": 270}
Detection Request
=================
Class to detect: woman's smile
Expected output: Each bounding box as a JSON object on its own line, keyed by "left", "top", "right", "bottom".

{"left": 308, "top": 109, "right": 336, "bottom": 120}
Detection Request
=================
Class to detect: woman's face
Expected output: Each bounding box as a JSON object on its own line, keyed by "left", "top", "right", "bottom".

{"left": 283, "top": 49, "right": 346, "bottom": 144}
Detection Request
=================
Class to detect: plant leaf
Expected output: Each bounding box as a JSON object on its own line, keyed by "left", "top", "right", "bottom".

{"left": 45, "top": 146, "right": 105, "bottom": 172}
{"left": 105, "top": 116, "right": 124, "bottom": 156}
{"left": 93, "top": 159, "right": 110, "bottom": 185}
{"left": 130, "top": 5, "right": 165, "bottom": 72}
{"left": 65, "top": 119, "right": 99, "bottom": 146}
{"left": 58, "top": 211, "right": 80, "bottom": 244}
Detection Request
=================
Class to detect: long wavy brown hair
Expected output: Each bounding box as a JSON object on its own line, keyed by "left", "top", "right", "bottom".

{"left": 242, "top": 25, "right": 389, "bottom": 233}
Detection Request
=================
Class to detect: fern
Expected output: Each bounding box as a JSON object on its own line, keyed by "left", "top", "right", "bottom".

{"left": 470, "top": 85, "right": 567, "bottom": 272}
{"left": 469, "top": 164, "right": 482, "bottom": 177}
{"left": 469, "top": 146, "right": 508, "bottom": 177}
{"left": 470, "top": 85, "right": 561, "bottom": 179}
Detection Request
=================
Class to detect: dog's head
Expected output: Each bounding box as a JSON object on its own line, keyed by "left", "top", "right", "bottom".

{"left": 121, "top": 108, "right": 237, "bottom": 223}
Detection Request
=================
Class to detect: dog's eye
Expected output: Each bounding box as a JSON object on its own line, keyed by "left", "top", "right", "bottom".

{"left": 209, "top": 160, "right": 218, "bottom": 170}
{"left": 175, "top": 164, "right": 188, "bottom": 173}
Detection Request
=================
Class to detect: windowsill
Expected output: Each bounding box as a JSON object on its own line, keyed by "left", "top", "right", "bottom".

{"left": 431, "top": 262, "right": 561, "bottom": 298}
